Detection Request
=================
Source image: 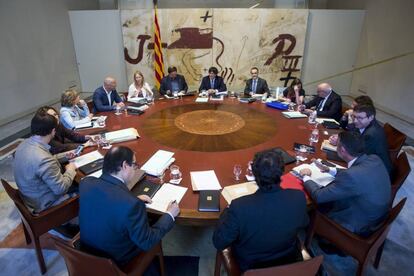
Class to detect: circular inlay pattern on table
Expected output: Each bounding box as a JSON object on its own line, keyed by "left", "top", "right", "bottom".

{"left": 142, "top": 103, "right": 277, "bottom": 152}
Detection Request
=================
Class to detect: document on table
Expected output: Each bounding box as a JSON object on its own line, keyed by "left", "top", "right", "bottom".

{"left": 85, "top": 169, "right": 102, "bottom": 178}
{"left": 195, "top": 97, "right": 209, "bottom": 103}
{"left": 190, "top": 170, "right": 222, "bottom": 191}
{"left": 127, "top": 97, "right": 145, "bottom": 103}
{"left": 316, "top": 118, "right": 339, "bottom": 124}
{"left": 146, "top": 183, "right": 188, "bottom": 213}
{"left": 104, "top": 128, "right": 140, "bottom": 144}
{"left": 282, "top": 111, "right": 308, "bottom": 119}
{"left": 321, "top": 140, "right": 337, "bottom": 152}
{"left": 140, "top": 150, "right": 175, "bottom": 176}
{"left": 292, "top": 161, "right": 344, "bottom": 187}
{"left": 221, "top": 182, "right": 258, "bottom": 204}
{"left": 72, "top": 150, "right": 103, "bottom": 168}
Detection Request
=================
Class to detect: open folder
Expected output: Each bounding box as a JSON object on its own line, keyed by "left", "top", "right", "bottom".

{"left": 145, "top": 183, "right": 187, "bottom": 213}
{"left": 140, "top": 150, "right": 175, "bottom": 176}
{"left": 221, "top": 182, "right": 259, "bottom": 204}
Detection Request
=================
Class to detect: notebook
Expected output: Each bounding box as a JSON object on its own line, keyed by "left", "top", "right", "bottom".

{"left": 103, "top": 128, "right": 140, "bottom": 144}
{"left": 132, "top": 179, "right": 161, "bottom": 196}
{"left": 198, "top": 190, "right": 220, "bottom": 212}
{"left": 140, "top": 150, "right": 175, "bottom": 176}
{"left": 79, "top": 158, "right": 104, "bottom": 175}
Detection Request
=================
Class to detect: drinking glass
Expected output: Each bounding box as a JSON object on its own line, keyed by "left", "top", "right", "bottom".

{"left": 309, "top": 128, "right": 320, "bottom": 143}
{"left": 173, "top": 91, "right": 178, "bottom": 99}
{"left": 246, "top": 161, "right": 253, "bottom": 178}
{"left": 169, "top": 165, "right": 182, "bottom": 181}
{"left": 233, "top": 164, "right": 242, "bottom": 181}
{"left": 115, "top": 105, "right": 121, "bottom": 115}
{"left": 295, "top": 145, "right": 307, "bottom": 164}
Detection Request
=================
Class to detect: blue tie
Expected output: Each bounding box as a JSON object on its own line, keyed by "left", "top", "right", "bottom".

{"left": 210, "top": 78, "right": 215, "bottom": 89}
{"left": 252, "top": 79, "right": 257, "bottom": 93}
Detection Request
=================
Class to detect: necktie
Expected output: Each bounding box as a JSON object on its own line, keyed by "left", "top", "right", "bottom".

{"left": 317, "top": 98, "right": 324, "bottom": 110}
{"left": 210, "top": 78, "right": 215, "bottom": 89}
{"left": 252, "top": 79, "right": 257, "bottom": 93}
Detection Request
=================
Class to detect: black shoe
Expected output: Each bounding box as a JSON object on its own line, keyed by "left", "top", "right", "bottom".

{"left": 318, "top": 239, "right": 346, "bottom": 257}
{"left": 52, "top": 223, "right": 79, "bottom": 239}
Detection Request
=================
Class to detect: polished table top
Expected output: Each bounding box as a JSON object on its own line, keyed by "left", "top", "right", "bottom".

{"left": 79, "top": 96, "right": 342, "bottom": 225}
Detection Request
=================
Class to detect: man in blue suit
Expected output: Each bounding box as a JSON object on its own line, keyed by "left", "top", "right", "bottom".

{"left": 159, "top": 66, "right": 188, "bottom": 96}
{"left": 243, "top": 67, "right": 270, "bottom": 97}
{"left": 213, "top": 149, "right": 309, "bottom": 272}
{"left": 92, "top": 76, "right": 125, "bottom": 112}
{"left": 199, "top": 66, "right": 227, "bottom": 94}
{"left": 301, "top": 131, "right": 391, "bottom": 236}
{"left": 79, "top": 146, "right": 180, "bottom": 266}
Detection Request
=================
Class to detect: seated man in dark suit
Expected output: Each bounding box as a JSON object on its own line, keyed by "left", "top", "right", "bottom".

{"left": 93, "top": 76, "right": 125, "bottom": 112}
{"left": 243, "top": 67, "right": 270, "bottom": 97}
{"left": 301, "top": 131, "right": 391, "bottom": 237}
{"left": 213, "top": 149, "right": 309, "bottom": 272}
{"left": 79, "top": 146, "right": 180, "bottom": 266}
{"left": 159, "top": 66, "right": 188, "bottom": 96}
{"left": 300, "top": 83, "right": 342, "bottom": 121}
{"left": 199, "top": 66, "right": 227, "bottom": 94}
{"left": 329, "top": 104, "right": 392, "bottom": 174}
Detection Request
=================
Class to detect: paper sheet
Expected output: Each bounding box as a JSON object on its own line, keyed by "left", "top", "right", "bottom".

{"left": 292, "top": 161, "right": 344, "bottom": 187}
{"left": 190, "top": 170, "right": 222, "bottom": 191}
{"left": 146, "top": 183, "right": 187, "bottom": 213}
{"left": 195, "top": 97, "right": 209, "bottom": 103}
{"left": 72, "top": 150, "right": 103, "bottom": 168}
{"left": 282, "top": 111, "right": 307, "bottom": 118}
{"left": 316, "top": 118, "right": 339, "bottom": 124}
{"left": 140, "top": 150, "right": 175, "bottom": 176}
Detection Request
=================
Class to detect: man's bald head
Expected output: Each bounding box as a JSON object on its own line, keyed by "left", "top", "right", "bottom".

{"left": 317, "top": 83, "right": 332, "bottom": 98}
{"left": 103, "top": 77, "right": 117, "bottom": 91}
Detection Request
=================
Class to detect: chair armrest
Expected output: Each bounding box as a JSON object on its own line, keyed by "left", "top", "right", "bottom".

{"left": 220, "top": 247, "right": 242, "bottom": 276}
{"left": 312, "top": 211, "right": 369, "bottom": 255}
{"left": 122, "top": 242, "right": 163, "bottom": 275}
{"left": 32, "top": 196, "right": 79, "bottom": 234}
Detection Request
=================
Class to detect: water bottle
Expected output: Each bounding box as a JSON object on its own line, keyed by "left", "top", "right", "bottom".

{"left": 308, "top": 110, "right": 317, "bottom": 124}
{"left": 309, "top": 127, "right": 320, "bottom": 143}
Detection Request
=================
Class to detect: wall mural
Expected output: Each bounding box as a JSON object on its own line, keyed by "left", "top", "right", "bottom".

{"left": 121, "top": 9, "right": 308, "bottom": 91}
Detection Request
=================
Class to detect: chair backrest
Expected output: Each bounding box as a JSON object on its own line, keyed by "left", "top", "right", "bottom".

{"left": 367, "top": 198, "right": 407, "bottom": 247}
{"left": 243, "top": 255, "right": 323, "bottom": 276}
{"left": 384, "top": 123, "right": 406, "bottom": 163}
{"left": 53, "top": 236, "right": 126, "bottom": 276}
{"left": 390, "top": 153, "right": 411, "bottom": 201}
{"left": 1, "top": 179, "right": 34, "bottom": 223}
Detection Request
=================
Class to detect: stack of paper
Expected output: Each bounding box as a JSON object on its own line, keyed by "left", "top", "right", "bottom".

{"left": 282, "top": 111, "right": 308, "bottom": 119}
{"left": 85, "top": 169, "right": 102, "bottom": 178}
{"left": 127, "top": 104, "right": 149, "bottom": 112}
{"left": 221, "top": 182, "right": 258, "bottom": 204}
{"left": 72, "top": 150, "right": 103, "bottom": 168}
{"left": 127, "top": 97, "right": 145, "bottom": 104}
{"left": 195, "top": 97, "right": 209, "bottom": 103}
{"left": 146, "top": 183, "right": 188, "bottom": 213}
{"left": 190, "top": 170, "right": 222, "bottom": 191}
{"left": 292, "top": 161, "right": 344, "bottom": 187}
{"left": 321, "top": 140, "right": 337, "bottom": 152}
{"left": 140, "top": 150, "right": 175, "bottom": 176}
{"left": 104, "top": 128, "right": 140, "bottom": 144}
{"left": 210, "top": 95, "right": 224, "bottom": 101}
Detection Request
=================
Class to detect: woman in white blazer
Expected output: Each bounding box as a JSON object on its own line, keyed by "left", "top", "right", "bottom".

{"left": 127, "top": 70, "right": 154, "bottom": 100}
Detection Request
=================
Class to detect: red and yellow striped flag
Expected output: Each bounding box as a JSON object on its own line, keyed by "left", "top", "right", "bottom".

{"left": 153, "top": 0, "right": 164, "bottom": 90}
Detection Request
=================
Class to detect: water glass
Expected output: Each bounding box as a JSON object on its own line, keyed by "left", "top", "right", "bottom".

{"left": 169, "top": 165, "right": 182, "bottom": 181}
{"left": 309, "top": 128, "right": 320, "bottom": 143}
{"left": 115, "top": 105, "right": 121, "bottom": 115}
{"left": 246, "top": 161, "right": 253, "bottom": 177}
{"left": 295, "top": 145, "right": 307, "bottom": 164}
{"left": 173, "top": 91, "right": 178, "bottom": 99}
{"left": 233, "top": 164, "right": 242, "bottom": 181}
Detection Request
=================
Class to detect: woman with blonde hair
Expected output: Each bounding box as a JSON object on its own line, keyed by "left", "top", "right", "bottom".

{"left": 60, "top": 89, "right": 93, "bottom": 130}
{"left": 127, "top": 70, "right": 153, "bottom": 100}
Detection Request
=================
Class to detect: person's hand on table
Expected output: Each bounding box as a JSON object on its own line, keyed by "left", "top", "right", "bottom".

{"left": 329, "top": 134, "right": 338, "bottom": 146}
{"left": 137, "top": 194, "right": 152, "bottom": 203}
{"left": 167, "top": 200, "right": 180, "bottom": 217}
{"left": 311, "top": 158, "right": 330, "bottom": 173}
{"left": 299, "top": 168, "right": 312, "bottom": 177}
{"left": 117, "top": 102, "right": 125, "bottom": 108}
{"left": 65, "top": 150, "right": 77, "bottom": 160}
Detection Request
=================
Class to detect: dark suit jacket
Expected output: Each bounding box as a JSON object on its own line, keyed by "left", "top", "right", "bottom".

{"left": 305, "top": 91, "right": 342, "bottom": 121}
{"left": 304, "top": 154, "right": 391, "bottom": 235}
{"left": 159, "top": 74, "right": 188, "bottom": 95}
{"left": 199, "top": 76, "right": 227, "bottom": 92}
{"left": 244, "top": 77, "right": 270, "bottom": 96}
{"left": 79, "top": 174, "right": 174, "bottom": 265}
{"left": 213, "top": 187, "right": 308, "bottom": 272}
{"left": 356, "top": 120, "right": 392, "bottom": 174}
{"left": 93, "top": 86, "right": 123, "bottom": 112}
{"left": 49, "top": 124, "right": 87, "bottom": 154}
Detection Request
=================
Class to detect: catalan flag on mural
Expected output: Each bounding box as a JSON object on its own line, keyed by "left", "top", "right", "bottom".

{"left": 153, "top": 0, "right": 164, "bottom": 90}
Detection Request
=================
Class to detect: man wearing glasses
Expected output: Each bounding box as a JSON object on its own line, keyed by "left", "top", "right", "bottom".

{"left": 79, "top": 146, "right": 180, "bottom": 269}
{"left": 329, "top": 104, "right": 391, "bottom": 174}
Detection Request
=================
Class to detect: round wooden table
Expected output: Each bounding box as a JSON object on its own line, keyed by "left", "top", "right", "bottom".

{"left": 81, "top": 96, "right": 341, "bottom": 226}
